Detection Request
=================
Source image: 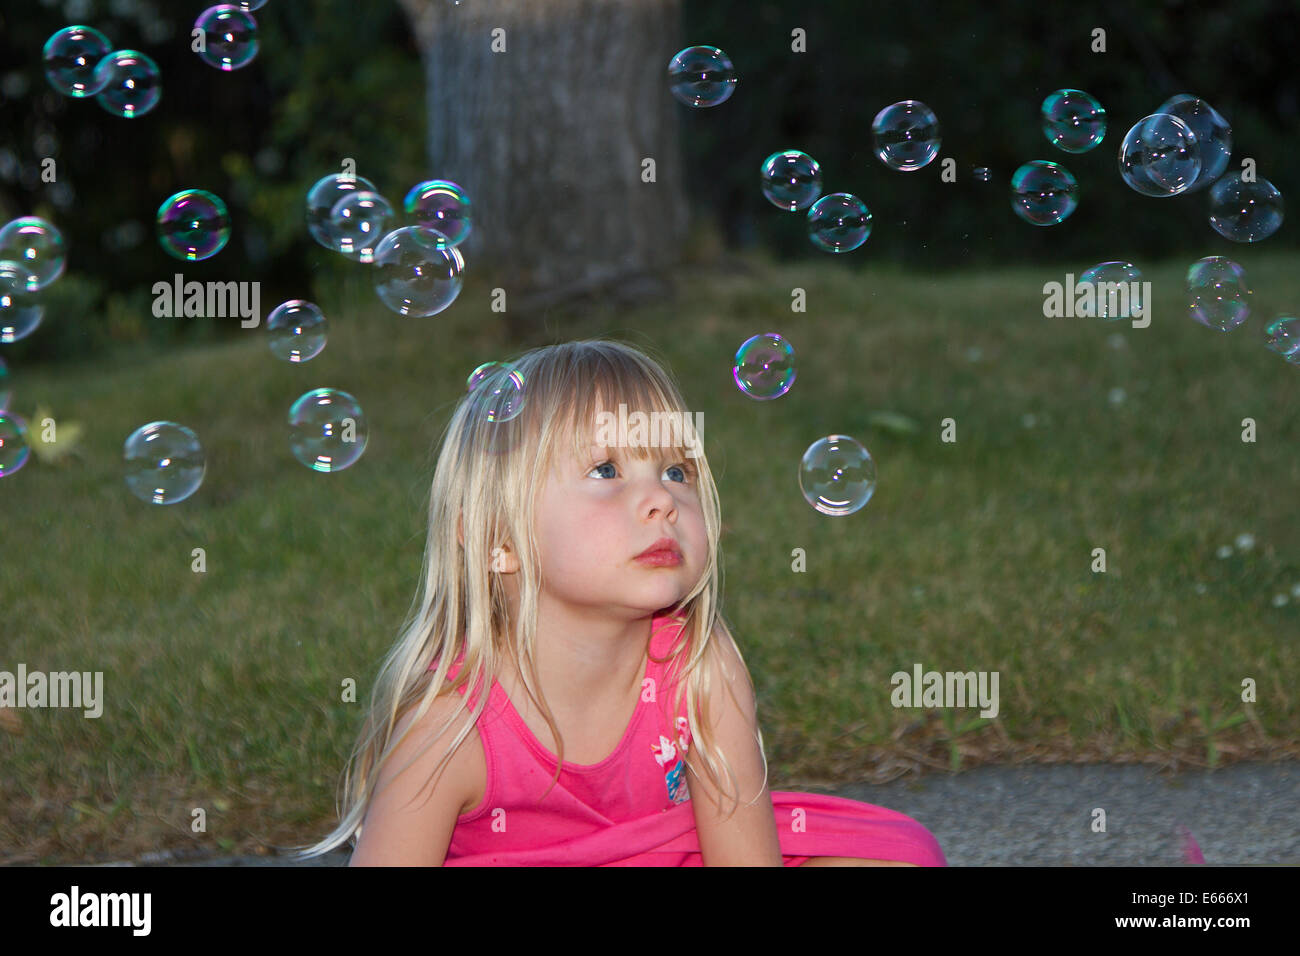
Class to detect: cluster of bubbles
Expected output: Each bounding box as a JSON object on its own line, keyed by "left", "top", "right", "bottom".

{"left": 1, "top": 217, "right": 66, "bottom": 345}
{"left": 306, "top": 172, "right": 469, "bottom": 317}
{"left": 43, "top": 26, "right": 162, "bottom": 118}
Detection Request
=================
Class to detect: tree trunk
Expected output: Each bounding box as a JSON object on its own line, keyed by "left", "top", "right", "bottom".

{"left": 397, "top": 0, "right": 688, "bottom": 327}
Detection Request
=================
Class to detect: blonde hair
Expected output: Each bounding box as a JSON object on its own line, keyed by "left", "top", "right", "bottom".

{"left": 296, "top": 337, "right": 763, "bottom": 859}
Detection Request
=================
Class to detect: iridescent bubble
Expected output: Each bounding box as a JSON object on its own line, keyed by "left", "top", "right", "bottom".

{"left": 667, "top": 45, "right": 736, "bottom": 108}
{"left": 0, "top": 355, "right": 10, "bottom": 411}
{"left": 807, "top": 193, "right": 872, "bottom": 253}
{"left": 403, "top": 180, "right": 472, "bottom": 247}
{"left": 1208, "top": 172, "right": 1283, "bottom": 243}
{"left": 373, "top": 226, "right": 464, "bottom": 317}
{"left": 123, "top": 421, "right": 206, "bottom": 505}
{"left": 1118, "top": 113, "right": 1200, "bottom": 197}
{"left": 799, "top": 435, "right": 876, "bottom": 517}
{"left": 468, "top": 365, "right": 526, "bottom": 423}
{"left": 156, "top": 189, "right": 231, "bottom": 262}
{"left": 93, "top": 49, "right": 162, "bottom": 118}
{"left": 1010, "top": 161, "right": 1079, "bottom": 226}
{"left": 1264, "top": 317, "right": 1300, "bottom": 363}
{"left": 0, "top": 413, "right": 31, "bottom": 478}
{"left": 0, "top": 217, "right": 66, "bottom": 291}
{"left": 0, "top": 261, "right": 44, "bottom": 343}
{"left": 760, "top": 151, "right": 822, "bottom": 212}
{"left": 195, "top": 5, "right": 259, "bottom": 71}
{"left": 43, "top": 25, "right": 112, "bottom": 97}
{"left": 329, "top": 190, "right": 392, "bottom": 262}
{"left": 306, "top": 172, "right": 377, "bottom": 251}
{"left": 1078, "top": 261, "right": 1144, "bottom": 320}
{"left": 733, "top": 333, "right": 796, "bottom": 400}
{"left": 266, "top": 300, "right": 327, "bottom": 363}
{"left": 288, "top": 388, "right": 368, "bottom": 472}
{"left": 871, "top": 101, "right": 941, "bottom": 171}
{"left": 1187, "top": 256, "right": 1250, "bottom": 331}
{"left": 1041, "top": 89, "right": 1106, "bottom": 153}
{"left": 1158, "top": 95, "right": 1231, "bottom": 190}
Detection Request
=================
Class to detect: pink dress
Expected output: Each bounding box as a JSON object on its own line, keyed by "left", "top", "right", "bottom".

{"left": 434, "top": 611, "right": 946, "bottom": 866}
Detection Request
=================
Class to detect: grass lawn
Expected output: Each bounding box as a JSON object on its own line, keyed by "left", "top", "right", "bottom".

{"left": 2, "top": 251, "right": 1297, "bottom": 863}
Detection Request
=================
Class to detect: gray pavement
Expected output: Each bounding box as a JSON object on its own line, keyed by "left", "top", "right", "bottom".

{"left": 84, "top": 762, "right": 1299, "bottom": 866}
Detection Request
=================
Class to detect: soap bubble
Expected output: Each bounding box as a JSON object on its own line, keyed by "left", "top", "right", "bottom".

{"left": 93, "top": 49, "right": 161, "bottom": 118}
{"left": 0, "top": 217, "right": 66, "bottom": 291}
{"left": 1041, "top": 89, "right": 1106, "bottom": 153}
{"left": 733, "top": 333, "right": 796, "bottom": 399}
{"left": 329, "top": 190, "right": 392, "bottom": 262}
{"left": 807, "top": 193, "right": 872, "bottom": 253}
{"left": 1208, "top": 172, "right": 1283, "bottom": 243}
{"left": 123, "top": 421, "right": 206, "bottom": 505}
{"left": 872, "top": 101, "right": 941, "bottom": 171}
{"left": 403, "top": 180, "right": 471, "bottom": 247}
{"left": 306, "top": 172, "right": 377, "bottom": 251}
{"left": 1118, "top": 113, "right": 1200, "bottom": 197}
{"left": 157, "top": 189, "right": 231, "bottom": 262}
{"left": 0, "top": 262, "right": 44, "bottom": 343}
{"left": 799, "top": 435, "right": 876, "bottom": 516}
{"left": 1079, "top": 261, "right": 1144, "bottom": 320}
{"left": 1187, "top": 256, "right": 1250, "bottom": 331}
{"left": 1010, "top": 161, "right": 1079, "bottom": 225}
{"left": 194, "top": 5, "right": 258, "bottom": 71}
{"left": 0, "top": 413, "right": 31, "bottom": 478}
{"left": 267, "top": 300, "right": 327, "bottom": 363}
{"left": 667, "top": 45, "right": 736, "bottom": 108}
{"left": 760, "top": 151, "right": 822, "bottom": 211}
{"left": 1264, "top": 317, "right": 1300, "bottom": 363}
{"left": 43, "top": 25, "right": 112, "bottom": 97}
{"left": 467, "top": 364, "right": 526, "bottom": 423}
{"left": 288, "top": 388, "right": 368, "bottom": 472}
{"left": 1158, "top": 95, "right": 1231, "bottom": 190}
{"left": 373, "top": 226, "right": 464, "bottom": 317}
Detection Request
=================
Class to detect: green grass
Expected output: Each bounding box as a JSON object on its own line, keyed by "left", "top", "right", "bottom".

{"left": 2, "top": 252, "right": 1298, "bottom": 863}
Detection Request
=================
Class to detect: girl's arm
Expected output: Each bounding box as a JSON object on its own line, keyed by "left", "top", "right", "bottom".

{"left": 686, "top": 626, "right": 784, "bottom": 866}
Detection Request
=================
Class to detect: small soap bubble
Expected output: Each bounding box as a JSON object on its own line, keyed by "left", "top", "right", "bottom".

{"left": 1208, "top": 172, "right": 1284, "bottom": 243}
{"left": 872, "top": 101, "right": 941, "bottom": 171}
{"left": 93, "top": 49, "right": 161, "bottom": 118}
{"left": 305, "top": 172, "right": 377, "bottom": 251}
{"left": 0, "top": 262, "right": 44, "bottom": 343}
{"left": 403, "top": 180, "right": 471, "bottom": 247}
{"left": 667, "top": 45, "right": 736, "bottom": 108}
{"left": 43, "top": 25, "right": 112, "bottom": 97}
{"left": 973, "top": 166, "right": 991, "bottom": 182}
{"left": 1263, "top": 317, "right": 1300, "bottom": 362}
{"left": 267, "top": 300, "right": 327, "bottom": 363}
{"left": 373, "top": 226, "right": 464, "bottom": 317}
{"left": 156, "top": 189, "right": 230, "bottom": 262}
{"left": 1010, "top": 161, "right": 1078, "bottom": 225}
{"left": 123, "top": 421, "right": 206, "bottom": 504}
{"left": 1158, "top": 95, "right": 1231, "bottom": 190}
{"left": 799, "top": 434, "right": 876, "bottom": 516}
{"left": 733, "top": 333, "right": 796, "bottom": 400}
{"left": 1079, "top": 261, "right": 1143, "bottom": 320}
{"left": 1041, "top": 89, "right": 1106, "bottom": 153}
{"left": 288, "top": 388, "right": 367, "bottom": 472}
{"left": 0, "top": 217, "right": 66, "bottom": 291}
{"left": 329, "top": 190, "right": 392, "bottom": 262}
{"left": 1118, "top": 113, "right": 1200, "bottom": 197}
{"left": 760, "top": 151, "right": 823, "bottom": 212}
{"left": 473, "top": 366, "right": 526, "bottom": 423}
{"left": 195, "top": 5, "right": 259, "bottom": 71}
{"left": 807, "top": 193, "right": 872, "bottom": 253}
{"left": 0, "top": 412, "right": 31, "bottom": 478}
{"left": 1187, "top": 256, "right": 1250, "bottom": 331}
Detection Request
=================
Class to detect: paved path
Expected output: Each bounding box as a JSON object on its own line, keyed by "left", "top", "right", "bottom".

{"left": 87, "top": 763, "right": 1299, "bottom": 866}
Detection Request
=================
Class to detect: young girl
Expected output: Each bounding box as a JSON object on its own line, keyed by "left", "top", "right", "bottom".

{"left": 299, "top": 338, "right": 945, "bottom": 866}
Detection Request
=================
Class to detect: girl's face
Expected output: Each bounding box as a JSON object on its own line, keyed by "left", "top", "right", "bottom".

{"left": 529, "top": 419, "right": 708, "bottom": 620}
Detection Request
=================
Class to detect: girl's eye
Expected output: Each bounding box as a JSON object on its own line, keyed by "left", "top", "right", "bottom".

{"left": 587, "top": 461, "right": 695, "bottom": 483}
{"left": 590, "top": 461, "right": 618, "bottom": 479}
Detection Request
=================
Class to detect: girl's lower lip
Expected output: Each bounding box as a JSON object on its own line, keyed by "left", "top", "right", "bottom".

{"left": 635, "top": 551, "right": 682, "bottom": 566}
